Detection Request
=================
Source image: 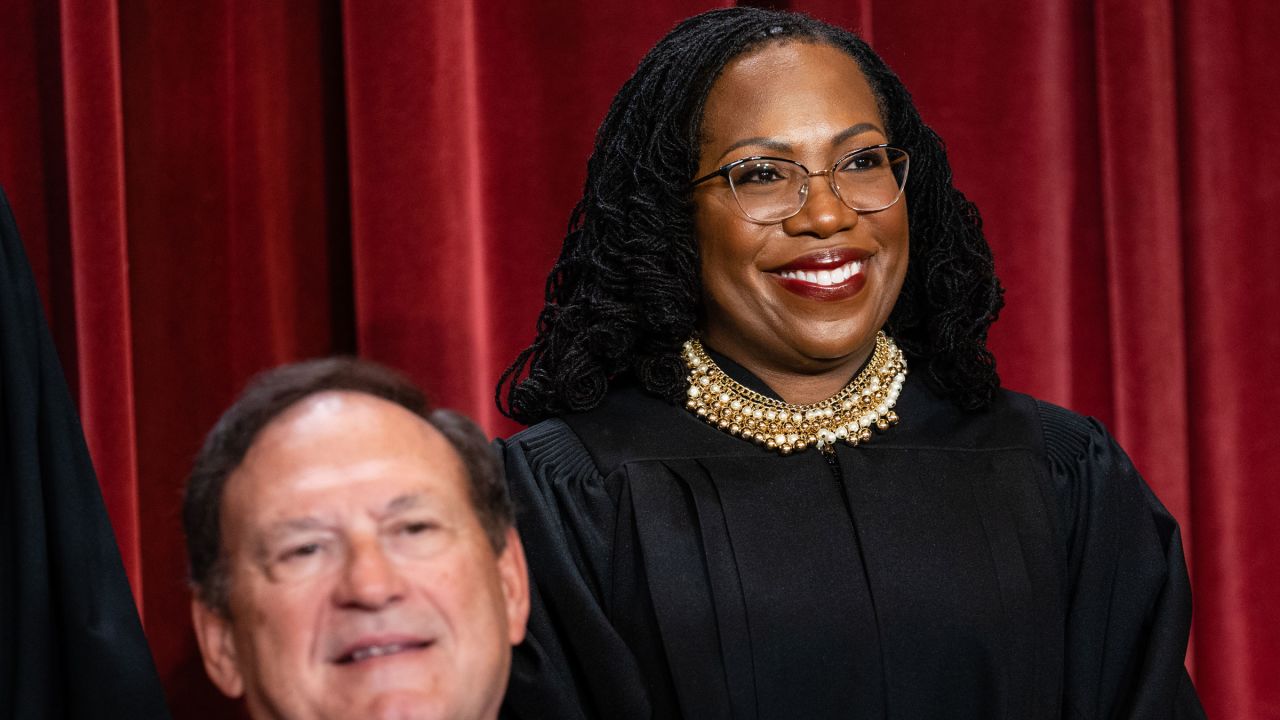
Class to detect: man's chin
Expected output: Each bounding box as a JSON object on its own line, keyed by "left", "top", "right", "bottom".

{"left": 359, "top": 690, "right": 465, "bottom": 720}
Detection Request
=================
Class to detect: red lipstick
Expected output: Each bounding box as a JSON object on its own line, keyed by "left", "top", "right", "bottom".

{"left": 768, "top": 248, "right": 870, "bottom": 301}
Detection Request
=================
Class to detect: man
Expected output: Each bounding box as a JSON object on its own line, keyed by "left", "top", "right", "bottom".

{"left": 184, "top": 358, "right": 529, "bottom": 720}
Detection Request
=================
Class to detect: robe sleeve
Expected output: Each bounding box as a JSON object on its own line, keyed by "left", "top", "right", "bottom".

{"left": 498, "top": 420, "right": 651, "bottom": 720}
{"left": 1038, "top": 402, "right": 1206, "bottom": 719}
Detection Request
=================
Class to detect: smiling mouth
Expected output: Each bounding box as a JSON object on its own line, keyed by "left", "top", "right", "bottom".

{"left": 335, "top": 640, "right": 433, "bottom": 665}
{"left": 774, "top": 258, "right": 864, "bottom": 287}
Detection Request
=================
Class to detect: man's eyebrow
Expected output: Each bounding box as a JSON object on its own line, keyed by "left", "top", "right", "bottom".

{"left": 384, "top": 493, "right": 425, "bottom": 514}
{"left": 262, "top": 517, "right": 328, "bottom": 536}
{"left": 259, "top": 494, "right": 428, "bottom": 538}
{"left": 253, "top": 517, "right": 329, "bottom": 561}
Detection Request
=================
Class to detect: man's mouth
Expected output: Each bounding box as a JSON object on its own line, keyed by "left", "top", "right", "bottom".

{"left": 334, "top": 639, "right": 433, "bottom": 665}
{"left": 775, "top": 258, "right": 864, "bottom": 287}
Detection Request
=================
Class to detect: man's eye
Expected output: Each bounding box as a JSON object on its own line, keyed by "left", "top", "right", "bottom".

{"left": 281, "top": 543, "right": 321, "bottom": 562}
{"left": 400, "top": 521, "right": 437, "bottom": 535}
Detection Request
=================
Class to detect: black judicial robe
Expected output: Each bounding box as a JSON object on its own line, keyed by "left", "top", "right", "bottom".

{"left": 0, "top": 189, "right": 170, "bottom": 717}
{"left": 498, "top": 358, "right": 1205, "bottom": 720}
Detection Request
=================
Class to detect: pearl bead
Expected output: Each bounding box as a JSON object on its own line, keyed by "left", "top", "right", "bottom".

{"left": 680, "top": 334, "right": 904, "bottom": 456}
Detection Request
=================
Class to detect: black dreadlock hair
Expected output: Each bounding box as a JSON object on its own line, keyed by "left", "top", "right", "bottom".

{"left": 497, "top": 7, "right": 1003, "bottom": 425}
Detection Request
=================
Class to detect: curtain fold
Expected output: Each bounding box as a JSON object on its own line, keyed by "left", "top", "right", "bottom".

{"left": 1177, "top": 0, "right": 1280, "bottom": 715}
{"left": 1, "top": 0, "right": 1276, "bottom": 716}
{"left": 1092, "top": 0, "right": 1192, "bottom": 550}
{"left": 57, "top": 0, "right": 143, "bottom": 609}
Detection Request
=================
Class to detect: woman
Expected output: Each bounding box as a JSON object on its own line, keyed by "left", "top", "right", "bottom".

{"left": 496, "top": 8, "right": 1203, "bottom": 719}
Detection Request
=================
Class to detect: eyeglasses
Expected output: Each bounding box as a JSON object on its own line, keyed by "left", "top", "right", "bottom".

{"left": 691, "top": 144, "right": 910, "bottom": 223}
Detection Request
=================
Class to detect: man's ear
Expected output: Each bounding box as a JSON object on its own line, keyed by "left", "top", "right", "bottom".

{"left": 191, "top": 597, "right": 246, "bottom": 699}
{"left": 496, "top": 527, "right": 531, "bottom": 645}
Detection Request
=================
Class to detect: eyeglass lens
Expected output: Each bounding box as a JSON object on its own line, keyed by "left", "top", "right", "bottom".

{"left": 726, "top": 146, "right": 908, "bottom": 223}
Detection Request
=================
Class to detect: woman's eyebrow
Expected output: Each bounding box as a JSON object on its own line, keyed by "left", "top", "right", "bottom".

{"left": 721, "top": 135, "right": 793, "bottom": 158}
{"left": 831, "top": 122, "right": 884, "bottom": 147}
{"left": 719, "top": 123, "right": 886, "bottom": 160}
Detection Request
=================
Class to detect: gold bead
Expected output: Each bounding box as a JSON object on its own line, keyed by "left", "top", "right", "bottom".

{"left": 682, "top": 334, "right": 905, "bottom": 455}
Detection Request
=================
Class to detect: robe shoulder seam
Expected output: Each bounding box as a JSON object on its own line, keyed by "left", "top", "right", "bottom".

{"left": 504, "top": 418, "right": 603, "bottom": 484}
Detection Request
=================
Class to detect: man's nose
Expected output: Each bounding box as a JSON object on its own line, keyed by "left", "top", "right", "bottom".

{"left": 333, "top": 537, "right": 407, "bottom": 609}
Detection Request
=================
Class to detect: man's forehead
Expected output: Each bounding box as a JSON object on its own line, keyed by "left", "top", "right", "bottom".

{"left": 266, "top": 390, "right": 436, "bottom": 441}
{"left": 223, "top": 392, "right": 468, "bottom": 524}
{"left": 244, "top": 391, "right": 456, "bottom": 468}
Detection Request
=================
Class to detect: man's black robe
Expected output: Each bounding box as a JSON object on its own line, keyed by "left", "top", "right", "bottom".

{"left": 0, "top": 188, "right": 170, "bottom": 717}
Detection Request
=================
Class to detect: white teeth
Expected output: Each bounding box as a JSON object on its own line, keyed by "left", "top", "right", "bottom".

{"left": 778, "top": 259, "right": 863, "bottom": 286}
{"left": 349, "top": 643, "right": 411, "bottom": 662}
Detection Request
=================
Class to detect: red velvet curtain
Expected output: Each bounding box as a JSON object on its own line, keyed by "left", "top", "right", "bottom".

{"left": 1, "top": 0, "right": 1275, "bottom": 716}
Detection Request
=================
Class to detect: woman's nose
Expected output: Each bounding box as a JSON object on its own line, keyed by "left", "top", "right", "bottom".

{"left": 783, "top": 173, "right": 858, "bottom": 238}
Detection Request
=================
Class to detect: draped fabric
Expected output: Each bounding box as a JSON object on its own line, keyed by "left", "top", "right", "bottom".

{"left": 498, "top": 367, "right": 1205, "bottom": 719}
{"left": 1, "top": 192, "right": 170, "bottom": 717}
{"left": 0, "top": 0, "right": 1275, "bottom": 716}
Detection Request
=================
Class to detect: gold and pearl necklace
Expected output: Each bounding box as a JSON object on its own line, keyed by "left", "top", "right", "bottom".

{"left": 681, "top": 332, "right": 907, "bottom": 455}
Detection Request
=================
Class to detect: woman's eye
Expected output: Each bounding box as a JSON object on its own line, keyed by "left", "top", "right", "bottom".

{"left": 841, "top": 152, "right": 885, "bottom": 172}
{"left": 738, "top": 163, "right": 787, "bottom": 184}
